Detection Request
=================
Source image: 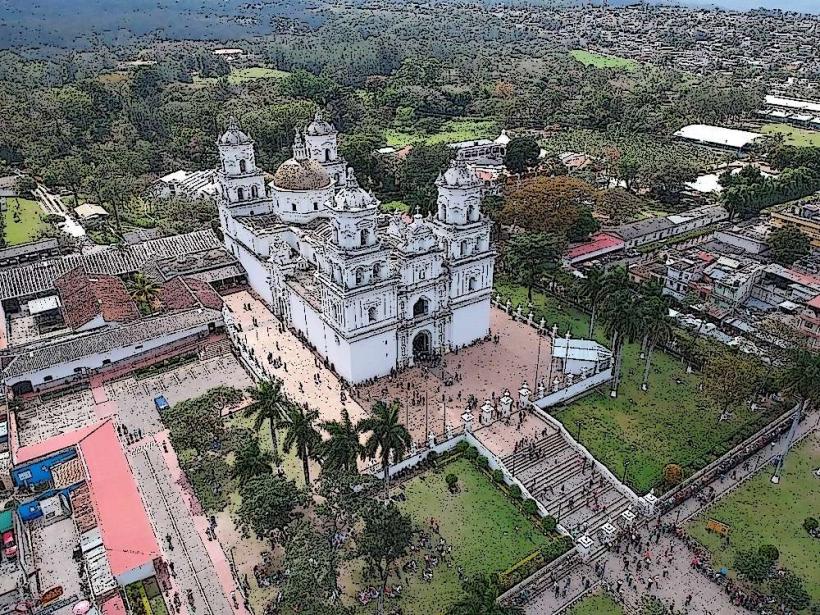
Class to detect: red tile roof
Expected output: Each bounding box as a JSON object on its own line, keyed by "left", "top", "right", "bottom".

{"left": 54, "top": 268, "right": 139, "bottom": 329}
{"left": 78, "top": 421, "right": 160, "bottom": 578}
{"left": 808, "top": 294, "right": 820, "bottom": 310}
{"left": 566, "top": 233, "right": 624, "bottom": 260}
{"left": 158, "top": 276, "right": 223, "bottom": 312}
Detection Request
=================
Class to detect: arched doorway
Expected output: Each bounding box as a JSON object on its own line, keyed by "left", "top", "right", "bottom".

{"left": 412, "top": 330, "right": 431, "bottom": 360}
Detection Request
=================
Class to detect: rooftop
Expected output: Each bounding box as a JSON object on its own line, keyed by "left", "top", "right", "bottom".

{"left": 673, "top": 124, "right": 763, "bottom": 149}
{"left": 0, "top": 230, "right": 223, "bottom": 301}
{"left": 54, "top": 269, "right": 140, "bottom": 330}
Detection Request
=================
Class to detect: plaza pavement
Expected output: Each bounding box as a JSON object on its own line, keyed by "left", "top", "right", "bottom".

{"left": 223, "top": 291, "right": 370, "bottom": 429}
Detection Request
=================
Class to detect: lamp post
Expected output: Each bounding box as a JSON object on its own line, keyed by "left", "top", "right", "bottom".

{"left": 575, "top": 420, "right": 583, "bottom": 441}
{"left": 534, "top": 331, "right": 544, "bottom": 386}
{"left": 622, "top": 459, "right": 630, "bottom": 485}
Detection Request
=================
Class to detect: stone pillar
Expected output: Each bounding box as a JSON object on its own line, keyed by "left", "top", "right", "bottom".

{"left": 480, "top": 400, "right": 493, "bottom": 426}
{"left": 410, "top": 441, "right": 417, "bottom": 456}
{"left": 599, "top": 522, "right": 618, "bottom": 545}
{"left": 536, "top": 380, "right": 546, "bottom": 400}
{"left": 576, "top": 535, "right": 594, "bottom": 561}
{"left": 445, "top": 423, "right": 453, "bottom": 440}
{"left": 505, "top": 298, "right": 512, "bottom": 314}
{"left": 518, "top": 382, "right": 531, "bottom": 408}
{"left": 552, "top": 376, "right": 561, "bottom": 393}
{"left": 620, "top": 510, "right": 636, "bottom": 529}
{"left": 551, "top": 323, "right": 558, "bottom": 338}
{"left": 639, "top": 493, "right": 658, "bottom": 518}
{"left": 462, "top": 411, "right": 474, "bottom": 433}
{"left": 500, "top": 391, "right": 513, "bottom": 418}
{"left": 515, "top": 304, "right": 523, "bottom": 320}
{"left": 527, "top": 311, "right": 534, "bottom": 326}
{"left": 428, "top": 431, "right": 436, "bottom": 449}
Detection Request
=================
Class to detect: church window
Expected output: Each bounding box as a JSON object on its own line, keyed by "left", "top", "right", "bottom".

{"left": 468, "top": 276, "right": 478, "bottom": 292}
{"left": 237, "top": 187, "right": 244, "bottom": 201}
{"left": 251, "top": 185, "right": 258, "bottom": 199}
{"left": 313, "top": 202, "right": 318, "bottom": 211}
{"left": 355, "top": 268, "right": 364, "bottom": 286}
{"left": 413, "top": 297, "right": 429, "bottom": 317}
{"left": 373, "top": 262, "right": 382, "bottom": 280}
{"left": 292, "top": 203, "right": 297, "bottom": 212}
{"left": 460, "top": 240, "right": 468, "bottom": 256}
{"left": 360, "top": 229, "right": 368, "bottom": 247}
{"left": 324, "top": 148, "right": 331, "bottom": 162}
{"left": 368, "top": 306, "right": 377, "bottom": 323}
{"left": 468, "top": 203, "right": 477, "bottom": 221}
{"left": 239, "top": 159, "right": 247, "bottom": 173}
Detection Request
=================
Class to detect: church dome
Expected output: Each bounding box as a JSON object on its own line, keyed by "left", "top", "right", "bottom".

{"left": 272, "top": 158, "right": 332, "bottom": 191}
{"left": 218, "top": 117, "right": 252, "bottom": 146}
{"left": 332, "top": 169, "right": 377, "bottom": 210}
{"left": 437, "top": 158, "right": 480, "bottom": 188}
{"left": 305, "top": 110, "right": 336, "bottom": 136}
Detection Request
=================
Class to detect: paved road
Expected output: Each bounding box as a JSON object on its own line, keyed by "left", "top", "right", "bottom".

{"left": 129, "top": 439, "right": 234, "bottom": 615}
{"left": 34, "top": 184, "right": 86, "bottom": 237}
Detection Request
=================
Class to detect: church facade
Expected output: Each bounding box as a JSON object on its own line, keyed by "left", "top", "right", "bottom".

{"left": 216, "top": 113, "right": 495, "bottom": 384}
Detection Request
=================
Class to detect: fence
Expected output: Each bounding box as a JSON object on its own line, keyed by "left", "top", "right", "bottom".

{"left": 531, "top": 369, "right": 612, "bottom": 410}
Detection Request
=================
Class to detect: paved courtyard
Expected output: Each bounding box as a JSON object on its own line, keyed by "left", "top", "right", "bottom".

{"left": 356, "top": 308, "right": 551, "bottom": 446}
{"left": 30, "top": 518, "right": 84, "bottom": 615}
{"left": 223, "top": 291, "right": 369, "bottom": 427}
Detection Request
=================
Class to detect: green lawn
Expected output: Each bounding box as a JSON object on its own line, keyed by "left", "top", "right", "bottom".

{"left": 687, "top": 434, "right": 820, "bottom": 601}
{"left": 3, "top": 196, "right": 47, "bottom": 245}
{"left": 380, "top": 200, "right": 410, "bottom": 214}
{"left": 385, "top": 118, "right": 499, "bottom": 149}
{"left": 760, "top": 122, "right": 820, "bottom": 147}
{"left": 570, "top": 50, "right": 638, "bottom": 71}
{"left": 567, "top": 592, "right": 624, "bottom": 615}
{"left": 227, "top": 66, "right": 290, "bottom": 84}
{"left": 494, "top": 282, "right": 782, "bottom": 494}
{"left": 348, "top": 458, "right": 558, "bottom": 614}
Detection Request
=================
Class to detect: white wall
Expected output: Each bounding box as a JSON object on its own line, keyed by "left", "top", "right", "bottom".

{"left": 450, "top": 298, "right": 490, "bottom": 348}
{"left": 227, "top": 237, "right": 274, "bottom": 306}
{"left": 7, "top": 322, "right": 215, "bottom": 387}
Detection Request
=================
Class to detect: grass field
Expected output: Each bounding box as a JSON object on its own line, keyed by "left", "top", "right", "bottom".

{"left": 687, "top": 434, "right": 820, "bottom": 601}
{"left": 347, "top": 458, "right": 558, "bottom": 613}
{"left": 760, "top": 122, "right": 820, "bottom": 147}
{"left": 494, "top": 282, "right": 782, "bottom": 494}
{"left": 570, "top": 50, "right": 638, "bottom": 71}
{"left": 384, "top": 118, "right": 499, "bottom": 149}
{"left": 567, "top": 592, "right": 624, "bottom": 615}
{"left": 380, "top": 200, "right": 410, "bottom": 213}
{"left": 227, "top": 66, "right": 290, "bottom": 84}
{"left": 3, "top": 196, "right": 47, "bottom": 245}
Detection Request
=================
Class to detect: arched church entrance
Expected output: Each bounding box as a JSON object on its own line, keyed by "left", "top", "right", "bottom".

{"left": 412, "top": 330, "right": 431, "bottom": 360}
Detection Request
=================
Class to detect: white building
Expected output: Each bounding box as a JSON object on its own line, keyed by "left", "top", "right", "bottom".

{"left": 217, "top": 113, "right": 496, "bottom": 384}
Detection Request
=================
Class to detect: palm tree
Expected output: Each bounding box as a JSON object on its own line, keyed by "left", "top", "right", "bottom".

{"left": 358, "top": 400, "right": 411, "bottom": 490}
{"left": 244, "top": 378, "right": 290, "bottom": 472}
{"left": 576, "top": 265, "right": 605, "bottom": 337}
{"left": 232, "top": 438, "right": 273, "bottom": 482}
{"left": 780, "top": 349, "right": 820, "bottom": 415}
{"left": 130, "top": 272, "right": 158, "bottom": 311}
{"left": 278, "top": 403, "right": 321, "bottom": 487}
{"left": 600, "top": 288, "right": 644, "bottom": 398}
{"left": 639, "top": 294, "right": 673, "bottom": 392}
{"left": 318, "top": 407, "right": 362, "bottom": 475}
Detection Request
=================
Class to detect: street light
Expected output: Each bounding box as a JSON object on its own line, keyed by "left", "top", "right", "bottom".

{"left": 622, "top": 459, "right": 630, "bottom": 484}
{"left": 575, "top": 420, "right": 583, "bottom": 441}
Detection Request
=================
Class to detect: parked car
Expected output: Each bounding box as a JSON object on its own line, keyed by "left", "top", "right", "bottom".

{"left": 3, "top": 531, "right": 17, "bottom": 558}
{"left": 153, "top": 395, "right": 170, "bottom": 412}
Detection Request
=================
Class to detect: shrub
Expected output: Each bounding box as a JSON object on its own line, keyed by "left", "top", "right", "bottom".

{"left": 803, "top": 517, "right": 818, "bottom": 533}
{"left": 508, "top": 484, "right": 522, "bottom": 499}
{"left": 476, "top": 455, "right": 489, "bottom": 469}
{"left": 492, "top": 469, "right": 505, "bottom": 483}
{"left": 522, "top": 499, "right": 538, "bottom": 516}
{"left": 445, "top": 473, "right": 458, "bottom": 487}
{"left": 758, "top": 544, "right": 779, "bottom": 563}
{"left": 464, "top": 446, "right": 479, "bottom": 460}
{"left": 542, "top": 515, "right": 558, "bottom": 532}
{"left": 455, "top": 440, "right": 469, "bottom": 453}
{"left": 427, "top": 450, "right": 439, "bottom": 463}
{"left": 662, "top": 463, "right": 683, "bottom": 486}
{"left": 734, "top": 548, "right": 773, "bottom": 583}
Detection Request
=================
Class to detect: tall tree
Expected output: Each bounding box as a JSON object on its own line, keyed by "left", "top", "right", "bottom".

{"left": 767, "top": 224, "right": 811, "bottom": 266}
{"left": 779, "top": 348, "right": 820, "bottom": 415}
{"left": 278, "top": 403, "right": 321, "bottom": 487}
{"left": 244, "top": 378, "right": 291, "bottom": 472}
{"left": 357, "top": 502, "right": 412, "bottom": 614}
{"left": 503, "top": 232, "right": 565, "bottom": 302}
{"left": 236, "top": 474, "right": 304, "bottom": 544}
{"left": 599, "top": 284, "right": 643, "bottom": 398}
{"left": 639, "top": 292, "right": 673, "bottom": 391}
{"left": 702, "top": 350, "right": 764, "bottom": 420}
{"left": 318, "top": 407, "right": 362, "bottom": 475}
{"left": 129, "top": 272, "right": 158, "bottom": 312}
{"left": 231, "top": 438, "right": 273, "bottom": 483}
{"left": 504, "top": 136, "right": 540, "bottom": 174}
{"left": 396, "top": 143, "right": 453, "bottom": 216}
{"left": 447, "top": 575, "right": 522, "bottom": 615}
{"left": 576, "top": 265, "right": 605, "bottom": 337}
{"left": 501, "top": 175, "right": 599, "bottom": 238}
{"left": 358, "top": 400, "right": 411, "bottom": 490}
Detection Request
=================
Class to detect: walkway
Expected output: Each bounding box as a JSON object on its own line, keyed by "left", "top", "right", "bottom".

{"left": 34, "top": 184, "right": 85, "bottom": 238}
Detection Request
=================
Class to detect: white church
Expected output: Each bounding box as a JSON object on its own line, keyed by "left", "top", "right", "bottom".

{"left": 216, "top": 113, "right": 495, "bottom": 384}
